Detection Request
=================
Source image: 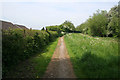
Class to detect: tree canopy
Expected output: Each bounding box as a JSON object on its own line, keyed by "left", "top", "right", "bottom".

{"left": 76, "top": 5, "right": 119, "bottom": 37}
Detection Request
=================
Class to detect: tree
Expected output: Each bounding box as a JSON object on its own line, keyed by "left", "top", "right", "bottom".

{"left": 76, "top": 5, "right": 119, "bottom": 37}
{"left": 46, "top": 25, "right": 61, "bottom": 31}
{"left": 107, "top": 6, "right": 119, "bottom": 37}
{"left": 87, "top": 10, "right": 108, "bottom": 36}
{"left": 46, "top": 25, "right": 62, "bottom": 36}
{"left": 61, "top": 20, "right": 75, "bottom": 32}
{"left": 76, "top": 21, "right": 89, "bottom": 34}
{"left": 41, "top": 27, "right": 45, "bottom": 30}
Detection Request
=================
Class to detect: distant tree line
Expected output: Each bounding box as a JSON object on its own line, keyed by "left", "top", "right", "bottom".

{"left": 43, "top": 5, "right": 119, "bottom": 37}
{"left": 44, "top": 20, "right": 76, "bottom": 36}
{"left": 76, "top": 6, "right": 119, "bottom": 37}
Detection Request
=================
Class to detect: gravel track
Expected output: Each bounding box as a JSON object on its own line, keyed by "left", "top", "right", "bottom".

{"left": 43, "top": 36, "right": 76, "bottom": 78}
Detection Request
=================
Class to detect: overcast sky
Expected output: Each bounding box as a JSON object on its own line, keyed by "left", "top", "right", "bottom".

{"left": 0, "top": 0, "right": 119, "bottom": 30}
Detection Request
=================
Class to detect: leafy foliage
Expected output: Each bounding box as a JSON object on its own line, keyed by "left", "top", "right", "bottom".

{"left": 76, "top": 22, "right": 89, "bottom": 34}
{"left": 107, "top": 6, "right": 119, "bottom": 37}
{"left": 46, "top": 25, "right": 63, "bottom": 37}
{"left": 87, "top": 10, "right": 108, "bottom": 36}
{"left": 2, "top": 29, "right": 58, "bottom": 76}
{"left": 76, "top": 6, "right": 119, "bottom": 37}
{"left": 61, "top": 20, "right": 75, "bottom": 32}
{"left": 46, "top": 20, "right": 75, "bottom": 34}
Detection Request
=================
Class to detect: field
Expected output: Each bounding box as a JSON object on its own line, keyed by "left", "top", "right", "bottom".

{"left": 64, "top": 33, "right": 119, "bottom": 78}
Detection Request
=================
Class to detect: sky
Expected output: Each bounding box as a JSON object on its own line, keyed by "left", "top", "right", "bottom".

{"left": 0, "top": 0, "right": 119, "bottom": 30}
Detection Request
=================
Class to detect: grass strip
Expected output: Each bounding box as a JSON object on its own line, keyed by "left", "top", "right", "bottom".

{"left": 31, "top": 38, "right": 59, "bottom": 78}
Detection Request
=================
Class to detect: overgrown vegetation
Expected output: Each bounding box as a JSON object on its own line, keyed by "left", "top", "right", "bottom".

{"left": 2, "top": 4, "right": 119, "bottom": 78}
{"left": 31, "top": 38, "right": 58, "bottom": 78}
{"left": 3, "top": 38, "right": 58, "bottom": 78}
{"left": 46, "top": 20, "right": 75, "bottom": 35}
{"left": 2, "top": 20, "right": 76, "bottom": 77}
{"left": 76, "top": 6, "right": 120, "bottom": 37}
{"left": 64, "top": 33, "right": 119, "bottom": 78}
{"left": 2, "top": 28, "right": 58, "bottom": 77}
{"left": 60, "top": 20, "right": 75, "bottom": 32}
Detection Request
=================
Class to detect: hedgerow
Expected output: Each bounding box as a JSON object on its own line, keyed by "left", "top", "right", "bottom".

{"left": 76, "top": 6, "right": 119, "bottom": 37}
{"left": 2, "top": 28, "right": 58, "bottom": 76}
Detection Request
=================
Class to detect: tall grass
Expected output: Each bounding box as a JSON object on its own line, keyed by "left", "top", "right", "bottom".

{"left": 64, "top": 33, "right": 119, "bottom": 78}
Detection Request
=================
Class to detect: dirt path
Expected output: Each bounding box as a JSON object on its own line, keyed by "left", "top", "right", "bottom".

{"left": 43, "top": 36, "right": 76, "bottom": 78}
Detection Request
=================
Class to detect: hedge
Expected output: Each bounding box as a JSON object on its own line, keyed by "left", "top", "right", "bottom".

{"left": 2, "top": 29, "right": 58, "bottom": 76}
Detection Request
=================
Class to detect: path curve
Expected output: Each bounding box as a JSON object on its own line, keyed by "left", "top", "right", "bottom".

{"left": 43, "top": 36, "right": 76, "bottom": 78}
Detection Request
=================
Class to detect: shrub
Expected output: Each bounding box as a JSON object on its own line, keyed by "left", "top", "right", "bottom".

{"left": 76, "top": 6, "right": 119, "bottom": 37}
{"left": 2, "top": 28, "right": 58, "bottom": 76}
{"left": 87, "top": 10, "right": 108, "bottom": 36}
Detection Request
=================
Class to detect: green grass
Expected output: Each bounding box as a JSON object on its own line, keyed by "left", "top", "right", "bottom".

{"left": 64, "top": 33, "right": 119, "bottom": 78}
{"left": 31, "top": 38, "right": 59, "bottom": 78}
{"left": 4, "top": 38, "right": 58, "bottom": 78}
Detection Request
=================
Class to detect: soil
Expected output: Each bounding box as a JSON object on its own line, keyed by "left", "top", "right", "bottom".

{"left": 43, "top": 36, "right": 76, "bottom": 78}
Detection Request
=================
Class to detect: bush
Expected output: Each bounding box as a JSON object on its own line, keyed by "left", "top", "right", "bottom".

{"left": 2, "top": 29, "right": 58, "bottom": 76}
{"left": 107, "top": 6, "right": 119, "bottom": 37}
{"left": 61, "top": 20, "right": 75, "bottom": 32}
{"left": 76, "top": 22, "right": 89, "bottom": 34}
{"left": 76, "top": 6, "right": 119, "bottom": 37}
{"left": 46, "top": 20, "right": 76, "bottom": 35}
{"left": 46, "top": 25, "right": 62, "bottom": 37}
{"left": 87, "top": 10, "right": 108, "bottom": 36}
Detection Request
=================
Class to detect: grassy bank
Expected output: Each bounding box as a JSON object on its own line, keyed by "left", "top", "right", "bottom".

{"left": 64, "top": 33, "right": 119, "bottom": 78}
{"left": 4, "top": 38, "right": 58, "bottom": 78}
{"left": 2, "top": 29, "right": 58, "bottom": 76}
{"left": 31, "top": 38, "right": 59, "bottom": 78}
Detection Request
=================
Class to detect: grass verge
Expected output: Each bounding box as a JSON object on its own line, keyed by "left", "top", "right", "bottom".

{"left": 4, "top": 38, "right": 58, "bottom": 78}
{"left": 64, "top": 33, "right": 119, "bottom": 78}
{"left": 31, "top": 38, "right": 59, "bottom": 78}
